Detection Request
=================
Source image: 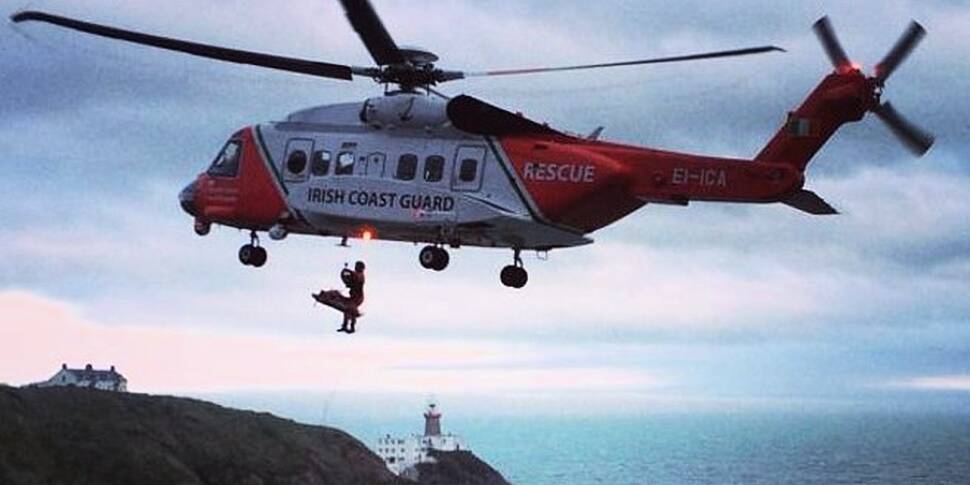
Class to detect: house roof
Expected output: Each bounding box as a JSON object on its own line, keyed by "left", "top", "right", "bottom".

{"left": 62, "top": 365, "right": 126, "bottom": 382}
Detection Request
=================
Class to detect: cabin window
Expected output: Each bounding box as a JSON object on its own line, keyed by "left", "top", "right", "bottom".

{"left": 365, "top": 152, "right": 386, "bottom": 178}
{"left": 311, "top": 150, "right": 331, "bottom": 176}
{"left": 285, "top": 150, "right": 308, "bottom": 176}
{"left": 207, "top": 140, "right": 241, "bottom": 177}
{"left": 396, "top": 154, "right": 418, "bottom": 180}
{"left": 424, "top": 155, "right": 444, "bottom": 182}
{"left": 335, "top": 151, "right": 355, "bottom": 175}
{"left": 283, "top": 138, "right": 314, "bottom": 182}
{"left": 459, "top": 158, "right": 479, "bottom": 182}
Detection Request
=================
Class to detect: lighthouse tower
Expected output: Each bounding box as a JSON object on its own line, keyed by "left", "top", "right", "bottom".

{"left": 423, "top": 402, "right": 442, "bottom": 436}
{"left": 375, "top": 401, "right": 465, "bottom": 475}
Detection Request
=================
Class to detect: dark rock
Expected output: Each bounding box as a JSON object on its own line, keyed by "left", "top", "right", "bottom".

{"left": 409, "top": 449, "right": 511, "bottom": 485}
{"left": 0, "top": 386, "right": 406, "bottom": 485}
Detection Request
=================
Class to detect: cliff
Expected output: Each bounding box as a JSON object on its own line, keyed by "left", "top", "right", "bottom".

{"left": 408, "top": 450, "right": 510, "bottom": 485}
{"left": 0, "top": 386, "right": 503, "bottom": 485}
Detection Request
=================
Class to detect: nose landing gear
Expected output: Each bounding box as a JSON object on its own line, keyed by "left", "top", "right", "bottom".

{"left": 194, "top": 219, "right": 211, "bottom": 236}
{"left": 500, "top": 249, "right": 528, "bottom": 289}
{"left": 239, "top": 231, "right": 267, "bottom": 268}
{"left": 419, "top": 245, "right": 449, "bottom": 271}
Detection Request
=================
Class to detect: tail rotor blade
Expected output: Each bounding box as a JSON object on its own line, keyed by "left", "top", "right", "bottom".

{"left": 872, "top": 102, "right": 935, "bottom": 156}
{"left": 813, "top": 16, "right": 851, "bottom": 71}
{"left": 874, "top": 21, "right": 926, "bottom": 84}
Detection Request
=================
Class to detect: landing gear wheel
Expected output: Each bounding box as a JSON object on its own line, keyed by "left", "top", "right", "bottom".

{"left": 419, "top": 246, "right": 436, "bottom": 269}
{"left": 419, "top": 245, "right": 449, "bottom": 271}
{"left": 239, "top": 231, "right": 267, "bottom": 267}
{"left": 194, "top": 220, "right": 211, "bottom": 236}
{"left": 500, "top": 265, "right": 528, "bottom": 289}
{"left": 239, "top": 244, "right": 256, "bottom": 266}
{"left": 500, "top": 248, "right": 528, "bottom": 288}
{"left": 430, "top": 247, "right": 449, "bottom": 271}
{"left": 250, "top": 246, "right": 268, "bottom": 267}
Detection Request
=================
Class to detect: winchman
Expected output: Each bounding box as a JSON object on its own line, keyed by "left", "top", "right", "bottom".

{"left": 313, "top": 261, "right": 366, "bottom": 334}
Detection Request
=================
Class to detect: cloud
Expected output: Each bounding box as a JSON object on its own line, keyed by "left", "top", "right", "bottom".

{"left": 1, "top": 0, "right": 969, "bottom": 409}
{"left": 631, "top": 167, "right": 970, "bottom": 268}
{"left": 0, "top": 290, "right": 665, "bottom": 394}
{"left": 886, "top": 375, "right": 970, "bottom": 392}
{"left": 5, "top": 0, "right": 965, "bottom": 158}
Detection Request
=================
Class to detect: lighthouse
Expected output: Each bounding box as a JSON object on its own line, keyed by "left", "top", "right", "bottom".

{"left": 423, "top": 402, "right": 442, "bottom": 436}
{"left": 375, "top": 401, "right": 466, "bottom": 475}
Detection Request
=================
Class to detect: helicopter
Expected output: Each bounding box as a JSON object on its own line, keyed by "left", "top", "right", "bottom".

{"left": 11, "top": 2, "right": 934, "bottom": 289}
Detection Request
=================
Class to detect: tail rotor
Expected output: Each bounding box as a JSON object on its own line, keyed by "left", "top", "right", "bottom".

{"left": 812, "top": 16, "right": 935, "bottom": 156}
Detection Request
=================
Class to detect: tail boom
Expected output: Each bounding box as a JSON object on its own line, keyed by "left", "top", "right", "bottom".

{"left": 755, "top": 71, "right": 876, "bottom": 171}
{"left": 625, "top": 154, "right": 803, "bottom": 205}
{"left": 604, "top": 72, "right": 878, "bottom": 208}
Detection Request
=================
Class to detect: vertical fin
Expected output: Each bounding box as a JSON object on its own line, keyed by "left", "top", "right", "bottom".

{"left": 755, "top": 73, "right": 872, "bottom": 171}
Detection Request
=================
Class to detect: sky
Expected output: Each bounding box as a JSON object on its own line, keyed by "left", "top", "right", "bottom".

{"left": 1, "top": 0, "right": 969, "bottom": 420}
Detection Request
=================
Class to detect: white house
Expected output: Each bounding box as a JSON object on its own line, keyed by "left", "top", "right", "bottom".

{"left": 30, "top": 363, "right": 128, "bottom": 392}
{"left": 375, "top": 402, "right": 465, "bottom": 476}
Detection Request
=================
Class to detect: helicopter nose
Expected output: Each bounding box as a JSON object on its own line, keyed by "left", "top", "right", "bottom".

{"left": 179, "top": 180, "right": 198, "bottom": 217}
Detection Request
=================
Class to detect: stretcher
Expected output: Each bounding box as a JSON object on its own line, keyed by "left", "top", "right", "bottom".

{"left": 312, "top": 290, "right": 362, "bottom": 317}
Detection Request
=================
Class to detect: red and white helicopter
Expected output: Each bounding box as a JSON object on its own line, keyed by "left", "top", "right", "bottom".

{"left": 12, "top": 3, "right": 934, "bottom": 288}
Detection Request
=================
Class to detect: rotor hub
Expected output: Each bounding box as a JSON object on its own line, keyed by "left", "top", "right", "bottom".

{"left": 398, "top": 45, "right": 439, "bottom": 67}
{"left": 377, "top": 64, "right": 440, "bottom": 89}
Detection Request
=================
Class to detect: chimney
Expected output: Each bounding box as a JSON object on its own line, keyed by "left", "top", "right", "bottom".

{"left": 423, "top": 403, "right": 442, "bottom": 437}
{"left": 62, "top": 363, "right": 67, "bottom": 370}
{"left": 110, "top": 365, "right": 116, "bottom": 372}
{"left": 85, "top": 364, "right": 93, "bottom": 371}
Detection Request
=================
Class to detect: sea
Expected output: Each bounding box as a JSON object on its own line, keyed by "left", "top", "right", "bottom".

{"left": 335, "top": 413, "right": 970, "bottom": 484}
{"left": 201, "top": 395, "right": 970, "bottom": 484}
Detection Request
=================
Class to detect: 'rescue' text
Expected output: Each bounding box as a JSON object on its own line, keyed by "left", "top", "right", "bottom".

{"left": 523, "top": 162, "right": 595, "bottom": 183}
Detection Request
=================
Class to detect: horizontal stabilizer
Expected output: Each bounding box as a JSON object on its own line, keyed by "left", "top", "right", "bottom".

{"left": 782, "top": 189, "right": 838, "bottom": 215}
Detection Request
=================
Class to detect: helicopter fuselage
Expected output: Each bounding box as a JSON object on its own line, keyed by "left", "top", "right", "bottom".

{"left": 181, "top": 91, "right": 819, "bottom": 253}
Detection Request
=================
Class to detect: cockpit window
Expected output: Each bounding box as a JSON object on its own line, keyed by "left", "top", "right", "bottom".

{"left": 286, "top": 150, "right": 308, "bottom": 175}
{"left": 208, "top": 140, "right": 241, "bottom": 177}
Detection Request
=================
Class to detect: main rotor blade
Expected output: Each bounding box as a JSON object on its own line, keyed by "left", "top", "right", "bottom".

{"left": 460, "top": 45, "right": 785, "bottom": 79}
{"left": 10, "top": 11, "right": 354, "bottom": 81}
{"left": 874, "top": 21, "right": 926, "bottom": 85}
{"left": 813, "top": 16, "right": 851, "bottom": 71}
{"left": 338, "top": 0, "right": 405, "bottom": 66}
{"left": 872, "top": 102, "right": 935, "bottom": 156}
